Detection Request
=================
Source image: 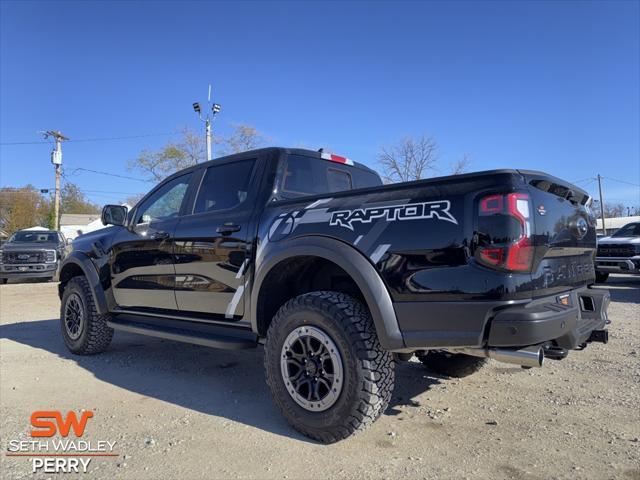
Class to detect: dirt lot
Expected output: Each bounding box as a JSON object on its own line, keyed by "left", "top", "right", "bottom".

{"left": 1, "top": 276, "right": 638, "bottom": 480}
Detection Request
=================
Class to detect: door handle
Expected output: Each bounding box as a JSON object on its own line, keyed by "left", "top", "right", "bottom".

{"left": 216, "top": 223, "right": 241, "bottom": 235}
{"left": 151, "top": 231, "right": 170, "bottom": 241}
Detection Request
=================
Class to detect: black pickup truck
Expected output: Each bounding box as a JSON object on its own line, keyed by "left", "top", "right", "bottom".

{"left": 57, "top": 147, "right": 610, "bottom": 442}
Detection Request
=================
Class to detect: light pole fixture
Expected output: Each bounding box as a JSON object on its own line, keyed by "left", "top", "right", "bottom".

{"left": 192, "top": 85, "right": 221, "bottom": 161}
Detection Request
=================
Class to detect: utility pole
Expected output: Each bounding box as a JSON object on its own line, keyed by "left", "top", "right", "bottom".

{"left": 42, "top": 130, "right": 69, "bottom": 230}
{"left": 597, "top": 174, "right": 606, "bottom": 235}
{"left": 192, "top": 84, "right": 222, "bottom": 161}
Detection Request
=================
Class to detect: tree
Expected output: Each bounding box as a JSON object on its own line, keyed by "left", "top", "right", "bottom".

{"left": 450, "top": 153, "right": 471, "bottom": 175}
{"left": 221, "top": 123, "right": 270, "bottom": 156}
{"left": 127, "top": 126, "right": 208, "bottom": 182}
{"left": 377, "top": 135, "right": 472, "bottom": 183}
{"left": 60, "top": 182, "right": 100, "bottom": 215}
{"left": 591, "top": 200, "right": 628, "bottom": 218}
{"left": 0, "top": 186, "right": 51, "bottom": 234}
{"left": 123, "top": 193, "right": 145, "bottom": 208}
{"left": 128, "top": 124, "right": 269, "bottom": 181}
{"left": 378, "top": 135, "right": 439, "bottom": 183}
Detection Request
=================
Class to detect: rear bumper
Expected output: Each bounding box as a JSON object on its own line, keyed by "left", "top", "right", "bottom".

{"left": 395, "top": 286, "right": 609, "bottom": 351}
{"left": 596, "top": 256, "right": 640, "bottom": 274}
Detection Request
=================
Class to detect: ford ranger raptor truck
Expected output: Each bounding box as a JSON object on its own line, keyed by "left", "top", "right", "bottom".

{"left": 57, "top": 148, "right": 610, "bottom": 443}
{"left": 595, "top": 221, "right": 640, "bottom": 282}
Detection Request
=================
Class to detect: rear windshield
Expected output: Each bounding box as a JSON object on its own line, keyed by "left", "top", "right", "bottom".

{"left": 280, "top": 155, "right": 381, "bottom": 198}
{"left": 9, "top": 231, "right": 58, "bottom": 243}
{"left": 611, "top": 223, "right": 640, "bottom": 237}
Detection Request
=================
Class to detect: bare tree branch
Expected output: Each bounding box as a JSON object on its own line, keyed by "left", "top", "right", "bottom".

{"left": 221, "top": 123, "right": 270, "bottom": 155}
{"left": 451, "top": 153, "right": 471, "bottom": 175}
{"left": 378, "top": 135, "right": 439, "bottom": 183}
{"left": 128, "top": 124, "right": 268, "bottom": 181}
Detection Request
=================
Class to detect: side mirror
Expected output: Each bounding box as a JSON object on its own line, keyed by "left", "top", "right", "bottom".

{"left": 101, "top": 205, "right": 128, "bottom": 226}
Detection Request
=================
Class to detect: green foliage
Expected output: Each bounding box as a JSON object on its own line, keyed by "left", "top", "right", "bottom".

{"left": 128, "top": 124, "right": 269, "bottom": 181}
{"left": 0, "top": 186, "right": 51, "bottom": 234}
{"left": 60, "top": 182, "right": 100, "bottom": 215}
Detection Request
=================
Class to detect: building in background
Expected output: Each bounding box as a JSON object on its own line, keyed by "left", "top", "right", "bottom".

{"left": 59, "top": 213, "right": 102, "bottom": 240}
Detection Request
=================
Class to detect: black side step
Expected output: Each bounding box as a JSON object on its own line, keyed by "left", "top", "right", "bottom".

{"left": 107, "top": 317, "right": 258, "bottom": 350}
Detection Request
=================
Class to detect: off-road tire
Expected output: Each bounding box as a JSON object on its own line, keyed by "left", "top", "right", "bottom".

{"left": 0, "top": 278, "right": 7, "bottom": 285}
{"left": 60, "top": 276, "right": 114, "bottom": 355}
{"left": 264, "top": 291, "right": 395, "bottom": 443}
{"left": 417, "top": 351, "right": 487, "bottom": 378}
{"left": 595, "top": 272, "right": 609, "bottom": 283}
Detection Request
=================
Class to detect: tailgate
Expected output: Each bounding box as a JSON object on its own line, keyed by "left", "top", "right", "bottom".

{"left": 520, "top": 171, "right": 597, "bottom": 297}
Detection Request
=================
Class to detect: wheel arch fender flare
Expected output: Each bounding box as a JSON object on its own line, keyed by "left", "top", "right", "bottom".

{"left": 58, "top": 252, "right": 109, "bottom": 315}
{"left": 250, "top": 236, "right": 405, "bottom": 350}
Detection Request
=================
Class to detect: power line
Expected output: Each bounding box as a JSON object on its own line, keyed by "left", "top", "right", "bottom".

{"left": 69, "top": 167, "right": 152, "bottom": 183}
{"left": 602, "top": 176, "right": 640, "bottom": 188}
{"left": 0, "top": 131, "right": 181, "bottom": 146}
{"left": 571, "top": 177, "right": 595, "bottom": 184}
{"left": 579, "top": 179, "right": 596, "bottom": 188}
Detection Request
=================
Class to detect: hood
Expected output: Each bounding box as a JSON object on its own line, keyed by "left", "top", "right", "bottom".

{"left": 73, "top": 225, "right": 115, "bottom": 243}
{"left": 598, "top": 237, "right": 640, "bottom": 245}
{"left": 70, "top": 225, "right": 118, "bottom": 253}
{"left": 1, "top": 242, "right": 59, "bottom": 251}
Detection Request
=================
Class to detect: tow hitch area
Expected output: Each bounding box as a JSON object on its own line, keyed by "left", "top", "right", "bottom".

{"left": 588, "top": 329, "right": 609, "bottom": 344}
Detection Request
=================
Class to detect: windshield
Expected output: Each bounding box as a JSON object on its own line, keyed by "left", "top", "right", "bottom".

{"left": 611, "top": 223, "right": 640, "bottom": 238}
{"left": 8, "top": 231, "right": 58, "bottom": 243}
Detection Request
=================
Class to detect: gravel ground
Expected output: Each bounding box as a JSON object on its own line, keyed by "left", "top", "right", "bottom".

{"left": 1, "top": 276, "right": 638, "bottom": 480}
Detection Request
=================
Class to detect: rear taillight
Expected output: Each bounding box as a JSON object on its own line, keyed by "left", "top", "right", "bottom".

{"left": 476, "top": 192, "right": 534, "bottom": 272}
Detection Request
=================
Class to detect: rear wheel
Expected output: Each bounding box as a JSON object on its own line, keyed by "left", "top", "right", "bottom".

{"left": 417, "top": 351, "right": 487, "bottom": 378}
{"left": 264, "top": 291, "right": 394, "bottom": 443}
{"left": 595, "top": 272, "right": 609, "bottom": 283}
{"left": 0, "top": 279, "right": 7, "bottom": 285}
{"left": 60, "top": 276, "right": 114, "bottom": 355}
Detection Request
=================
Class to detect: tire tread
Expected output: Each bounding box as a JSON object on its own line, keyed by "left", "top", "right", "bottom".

{"left": 265, "top": 291, "right": 394, "bottom": 443}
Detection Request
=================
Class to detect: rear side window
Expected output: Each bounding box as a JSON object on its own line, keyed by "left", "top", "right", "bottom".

{"left": 194, "top": 159, "right": 255, "bottom": 213}
{"left": 281, "top": 155, "right": 381, "bottom": 198}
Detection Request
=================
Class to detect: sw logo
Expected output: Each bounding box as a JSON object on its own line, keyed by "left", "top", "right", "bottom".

{"left": 30, "top": 410, "right": 94, "bottom": 437}
{"left": 5, "top": 410, "right": 117, "bottom": 474}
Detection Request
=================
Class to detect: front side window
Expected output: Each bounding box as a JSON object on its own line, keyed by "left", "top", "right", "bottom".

{"left": 135, "top": 173, "right": 192, "bottom": 224}
{"left": 194, "top": 160, "right": 255, "bottom": 213}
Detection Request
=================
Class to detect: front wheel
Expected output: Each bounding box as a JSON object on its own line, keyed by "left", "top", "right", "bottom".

{"left": 264, "top": 291, "right": 395, "bottom": 443}
{"left": 60, "top": 276, "right": 114, "bottom": 355}
{"left": 595, "top": 272, "right": 609, "bottom": 283}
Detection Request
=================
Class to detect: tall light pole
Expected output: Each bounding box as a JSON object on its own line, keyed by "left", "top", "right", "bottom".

{"left": 42, "top": 130, "right": 69, "bottom": 230}
{"left": 192, "top": 84, "right": 222, "bottom": 161}
{"left": 597, "top": 174, "right": 606, "bottom": 235}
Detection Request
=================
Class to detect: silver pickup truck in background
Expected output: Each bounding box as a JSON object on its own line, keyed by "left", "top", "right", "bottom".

{"left": 596, "top": 222, "right": 640, "bottom": 282}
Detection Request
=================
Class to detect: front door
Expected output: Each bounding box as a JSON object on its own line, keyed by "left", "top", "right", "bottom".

{"left": 173, "top": 159, "right": 257, "bottom": 319}
{"left": 111, "top": 172, "right": 193, "bottom": 311}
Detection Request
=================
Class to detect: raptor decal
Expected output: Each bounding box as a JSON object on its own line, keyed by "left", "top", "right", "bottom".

{"left": 329, "top": 200, "right": 457, "bottom": 231}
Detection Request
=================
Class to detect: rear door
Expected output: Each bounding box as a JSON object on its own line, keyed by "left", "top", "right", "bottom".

{"left": 110, "top": 172, "right": 194, "bottom": 311}
{"left": 173, "top": 158, "right": 258, "bottom": 319}
{"left": 522, "top": 172, "right": 597, "bottom": 296}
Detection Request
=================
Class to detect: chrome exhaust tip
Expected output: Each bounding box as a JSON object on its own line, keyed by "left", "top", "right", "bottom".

{"left": 488, "top": 346, "right": 544, "bottom": 368}
{"left": 456, "top": 345, "right": 544, "bottom": 368}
